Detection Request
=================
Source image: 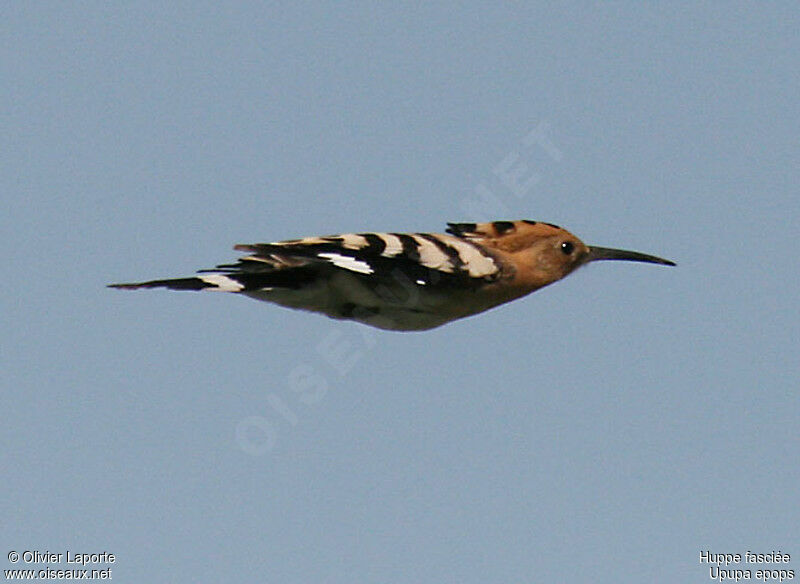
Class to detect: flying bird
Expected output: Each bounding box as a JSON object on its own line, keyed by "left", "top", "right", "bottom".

{"left": 109, "top": 220, "right": 675, "bottom": 331}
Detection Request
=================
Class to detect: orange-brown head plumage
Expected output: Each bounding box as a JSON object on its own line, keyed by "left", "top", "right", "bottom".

{"left": 447, "top": 219, "right": 674, "bottom": 294}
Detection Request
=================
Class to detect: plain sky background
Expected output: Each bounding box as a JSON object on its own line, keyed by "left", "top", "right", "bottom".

{"left": 3, "top": 3, "right": 798, "bottom": 582}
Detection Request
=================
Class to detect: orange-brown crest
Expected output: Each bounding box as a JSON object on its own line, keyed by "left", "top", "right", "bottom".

{"left": 446, "top": 220, "right": 576, "bottom": 251}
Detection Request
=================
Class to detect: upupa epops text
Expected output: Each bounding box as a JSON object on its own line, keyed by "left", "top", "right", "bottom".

{"left": 110, "top": 220, "right": 675, "bottom": 331}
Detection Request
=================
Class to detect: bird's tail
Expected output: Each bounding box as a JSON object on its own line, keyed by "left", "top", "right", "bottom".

{"left": 108, "top": 274, "right": 246, "bottom": 292}
{"left": 108, "top": 266, "right": 319, "bottom": 293}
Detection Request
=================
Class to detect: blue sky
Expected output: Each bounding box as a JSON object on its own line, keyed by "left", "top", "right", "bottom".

{"left": 3, "top": 3, "right": 798, "bottom": 582}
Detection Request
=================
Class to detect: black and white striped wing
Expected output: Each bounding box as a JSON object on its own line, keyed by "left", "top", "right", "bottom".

{"left": 230, "top": 231, "right": 502, "bottom": 290}
{"left": 109, "top": 230, "right": 501, "bottom": 294}
{"left": 109, "top": 225, "right": 512, "bottom": 330}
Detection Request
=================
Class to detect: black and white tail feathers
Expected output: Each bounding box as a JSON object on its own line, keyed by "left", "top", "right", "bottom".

{"left": 107, "top": 265, "right": 320, "bottom": 293}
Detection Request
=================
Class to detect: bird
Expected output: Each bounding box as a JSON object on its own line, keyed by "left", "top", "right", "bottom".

{"left": 109, "top": 220, "right": 675, "bottom": 331}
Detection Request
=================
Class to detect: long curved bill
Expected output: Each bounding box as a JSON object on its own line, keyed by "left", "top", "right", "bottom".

{"left": 587, "top": 246, "right": 676, "bottom": 266}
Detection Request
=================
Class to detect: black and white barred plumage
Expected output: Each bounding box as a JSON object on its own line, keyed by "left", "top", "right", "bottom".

{"left": 110, "top": 220, "right": 675, "bottom": 331}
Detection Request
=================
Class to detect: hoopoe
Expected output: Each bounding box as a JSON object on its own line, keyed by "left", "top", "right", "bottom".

{"left": 109, "top": 220, "right": 675, "bottom": 331}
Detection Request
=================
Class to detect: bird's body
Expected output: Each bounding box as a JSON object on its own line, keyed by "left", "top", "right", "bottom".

{"left": 110, "top": 220, "right": 675, "bottom": 331}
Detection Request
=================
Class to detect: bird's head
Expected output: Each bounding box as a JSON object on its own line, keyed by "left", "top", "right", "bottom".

{"left": 456, "top": 220, "right": 675, "bottom": 290}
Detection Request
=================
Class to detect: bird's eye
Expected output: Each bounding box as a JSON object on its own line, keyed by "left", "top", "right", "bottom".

{"left": 560, "top": 241, "right": 575, "bottom": 255}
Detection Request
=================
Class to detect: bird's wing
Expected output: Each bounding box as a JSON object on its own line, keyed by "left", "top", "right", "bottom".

{"left": 108, "top": 227, "right": 507, "bottom": 294}
{"left": 229, "top": 230, "right": 502, "bottom": 289}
